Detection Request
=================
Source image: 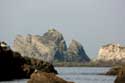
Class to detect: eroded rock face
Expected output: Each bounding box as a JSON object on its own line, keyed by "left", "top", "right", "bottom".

{"left": 13, "top": 29, "right": 66, "bottom": 63}
{"left": 96, "top": 44, "right": 125, "bottom": 64}
{"left": 13, "top": 29, "right": 90, "bottom": 63}
{"left": 0, "top": 41, "right": 30, "bottom": 80}
{"left": 66, "top": 40, "right": 90, "bottom": 62}
{"left": 28, "top": 71, "right": 74, "bottom": 83}
{"left": 23, "top": 57, "right": 58, "bottom": 74}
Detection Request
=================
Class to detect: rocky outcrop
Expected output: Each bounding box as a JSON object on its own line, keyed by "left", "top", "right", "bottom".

{"left": 105, "top": 66, "right": 122, "bottom": 75}
{"left": 106, "top": 65, "right": 125, "bottom": 83}
{"left": 13, "top": 29, "right": 67, "bottom": 63}
{"left": 0, "top": 41, "right": 57, "bottom": 81}
{"left": 66, "top": 40, "right": 90, "bottom": 62}
{"left": 13, "top": 28, "right": 90, "bottom": 63}
{"left": 28, "top": 71, "right": 74, "bottom": 83}
{"left": 43, "top": 29, "right": 67, "bottom": 62}
{"left": 96, "top": 44, "right": 125, "bottom": 65}
{"left": 115, "top": 66, "right": 125, "bottom": 83}
{"left": 23, "top": 57, "right": 57, "bottom": 74}
{"left": 0, "top": 41, "right": 29, "bottom": 80}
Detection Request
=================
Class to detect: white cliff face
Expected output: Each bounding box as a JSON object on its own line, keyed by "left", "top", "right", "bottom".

{"left": 97, "top": 44, "right": 125, "bottom": 61}
{"left": 13, "top": 29, "right": 66, "bottom": 63}
{"left": 13, "top": 34, "right": 56, "bottom": 63}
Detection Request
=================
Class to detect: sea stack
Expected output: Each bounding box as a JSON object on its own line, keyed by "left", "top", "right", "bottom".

{"left": 13, "top": 28, "right": 90, "bottom": 64}
{"left": 66, "top": 39, "right": 90, "bottom": 62}
{"left": 96, "top": 43, "right": 125, "bottom": 65}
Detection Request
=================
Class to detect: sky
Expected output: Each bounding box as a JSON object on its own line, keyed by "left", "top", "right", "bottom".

{"left": 0, "top": 0, "right": 125, "bottom": 59}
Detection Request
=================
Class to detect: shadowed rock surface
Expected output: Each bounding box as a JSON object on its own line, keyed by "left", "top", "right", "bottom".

{"left": 66, "top": 40, "right": 90, "bottom": 62}
{"left": 13, "top": 29, "right": 67, "bottom": 63}
{"left": 23, "top": 57, "right": 57, "bottom": 74}
{"left": 115, "top": 66, "right": 125, "bottom": 83}
{"left": 0, "top": 41, "right": 57, "bottom": 81}
{"left": 105, "top": 66, "right": 121, "bottom": 75}
{"left": 106, "top": 65, "right": 125, "bottom": 83}
{"left": 28, "top": 71, "right": 74, "bottom": 83}
{"left": 13, "top": 29, "right": 90, "bottom": 64}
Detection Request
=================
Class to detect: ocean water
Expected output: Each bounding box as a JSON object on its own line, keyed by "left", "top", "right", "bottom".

{"left": 0, "top": 67, "right": 116, "bottom": 83}
{"left": 56, "top": 67, "right": 116, "bottom": 83}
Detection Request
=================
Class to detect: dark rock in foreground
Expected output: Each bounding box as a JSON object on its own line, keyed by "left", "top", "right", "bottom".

{"left": 28, "top": 71, "right": 74, "bottom": 83}
{"left": 13, "top": 29, "right": 67, "bottom": 63}
{"left": 0, "top": 42, "right": 27, "bottom": 80}
{"left": 96, "top": 44, "right": 125, "bottom": 66}
{"left": 105, "top": 66, "right": 121, "bottom": 75}
{"left": 23, "top": 57, "right": 57, "bottom": 74}
{"left": 114, "top": 66, "right": 125, "bottom": 83}
{"left": 106, "top": 65, "right": 125, "bottom": 83}
{"left": 0, "top": 41, "right": 57, "bottom": 81}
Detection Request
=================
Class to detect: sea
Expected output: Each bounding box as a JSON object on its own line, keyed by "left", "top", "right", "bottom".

{"left": 0, "top": 67, "right": 116, "bottom": 83}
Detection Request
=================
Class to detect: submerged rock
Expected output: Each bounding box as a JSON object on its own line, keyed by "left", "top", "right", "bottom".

{"left": 28, "top": 71, "right": 74, "bottom": 83}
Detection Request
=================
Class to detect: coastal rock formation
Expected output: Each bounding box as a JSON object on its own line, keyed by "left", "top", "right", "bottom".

{"left": 105, "top": 66, "right": 121, "bottom": 75}
{"left": 24, "top": 57, "right": 57, "bottom": 74}
{"left": 96, "top": 44, "right": 125, "bottom": 65}
{"left": 28, "top": 71, "right": 74, "bottom": 83}
{"left": 0, "top": 41, "right": 29, "bottom": 80}
{"left": 66, "top": 40, "right": 90, "bottom": 62}
{"left": 106, "top": 65, "right": 125, "bottom": 83}
{"left": 13, "top": 29, "right": 90, "bottom": 63}
{"left": 0, "top": 41, "right": 57, "bottom": 81}
{"left": 115, "top": 66, "right": 125, "bottom": 83}
{"left": 13, "top": 29, "right": 67, "bottom": 63}
{"left": 43, "top": 29, "right": 67, "bottom": 62}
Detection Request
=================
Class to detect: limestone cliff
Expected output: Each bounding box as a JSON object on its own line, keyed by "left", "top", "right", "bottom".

{"left": 96, "top": 43, "right": 125, "bottom": 63}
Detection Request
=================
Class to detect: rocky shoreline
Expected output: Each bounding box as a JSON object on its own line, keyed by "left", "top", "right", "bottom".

{"left": 0, "top": 42, "right": 73, "bottom": 83}
{"left": 1, "top": 29, "right": 125, "bottom": 83}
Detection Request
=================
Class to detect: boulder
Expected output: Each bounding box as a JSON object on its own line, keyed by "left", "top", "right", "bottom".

{"left": 23, "top": 57, "right": 58, "bottom": 74}
{"left": 0, "top": 41, "right": 57, "bottom": 81}
{"left": 114, "top": 66, "right": 125, "bottom": 83}
{"left": 105, "top": 66, "right": 121, "bottom": 75}
{"left": 0, "top": 41, "right": 27, "bottom": 80}
{"left": 28, "top": 71, "right": 74, "bottom": 83}
{"left": 106, "top": 65, "right": 125, "bottom": 83}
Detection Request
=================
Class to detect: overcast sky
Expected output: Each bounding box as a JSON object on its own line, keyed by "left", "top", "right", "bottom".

{"left": 0, "top": 0, "right": 125, "bottom": 58}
